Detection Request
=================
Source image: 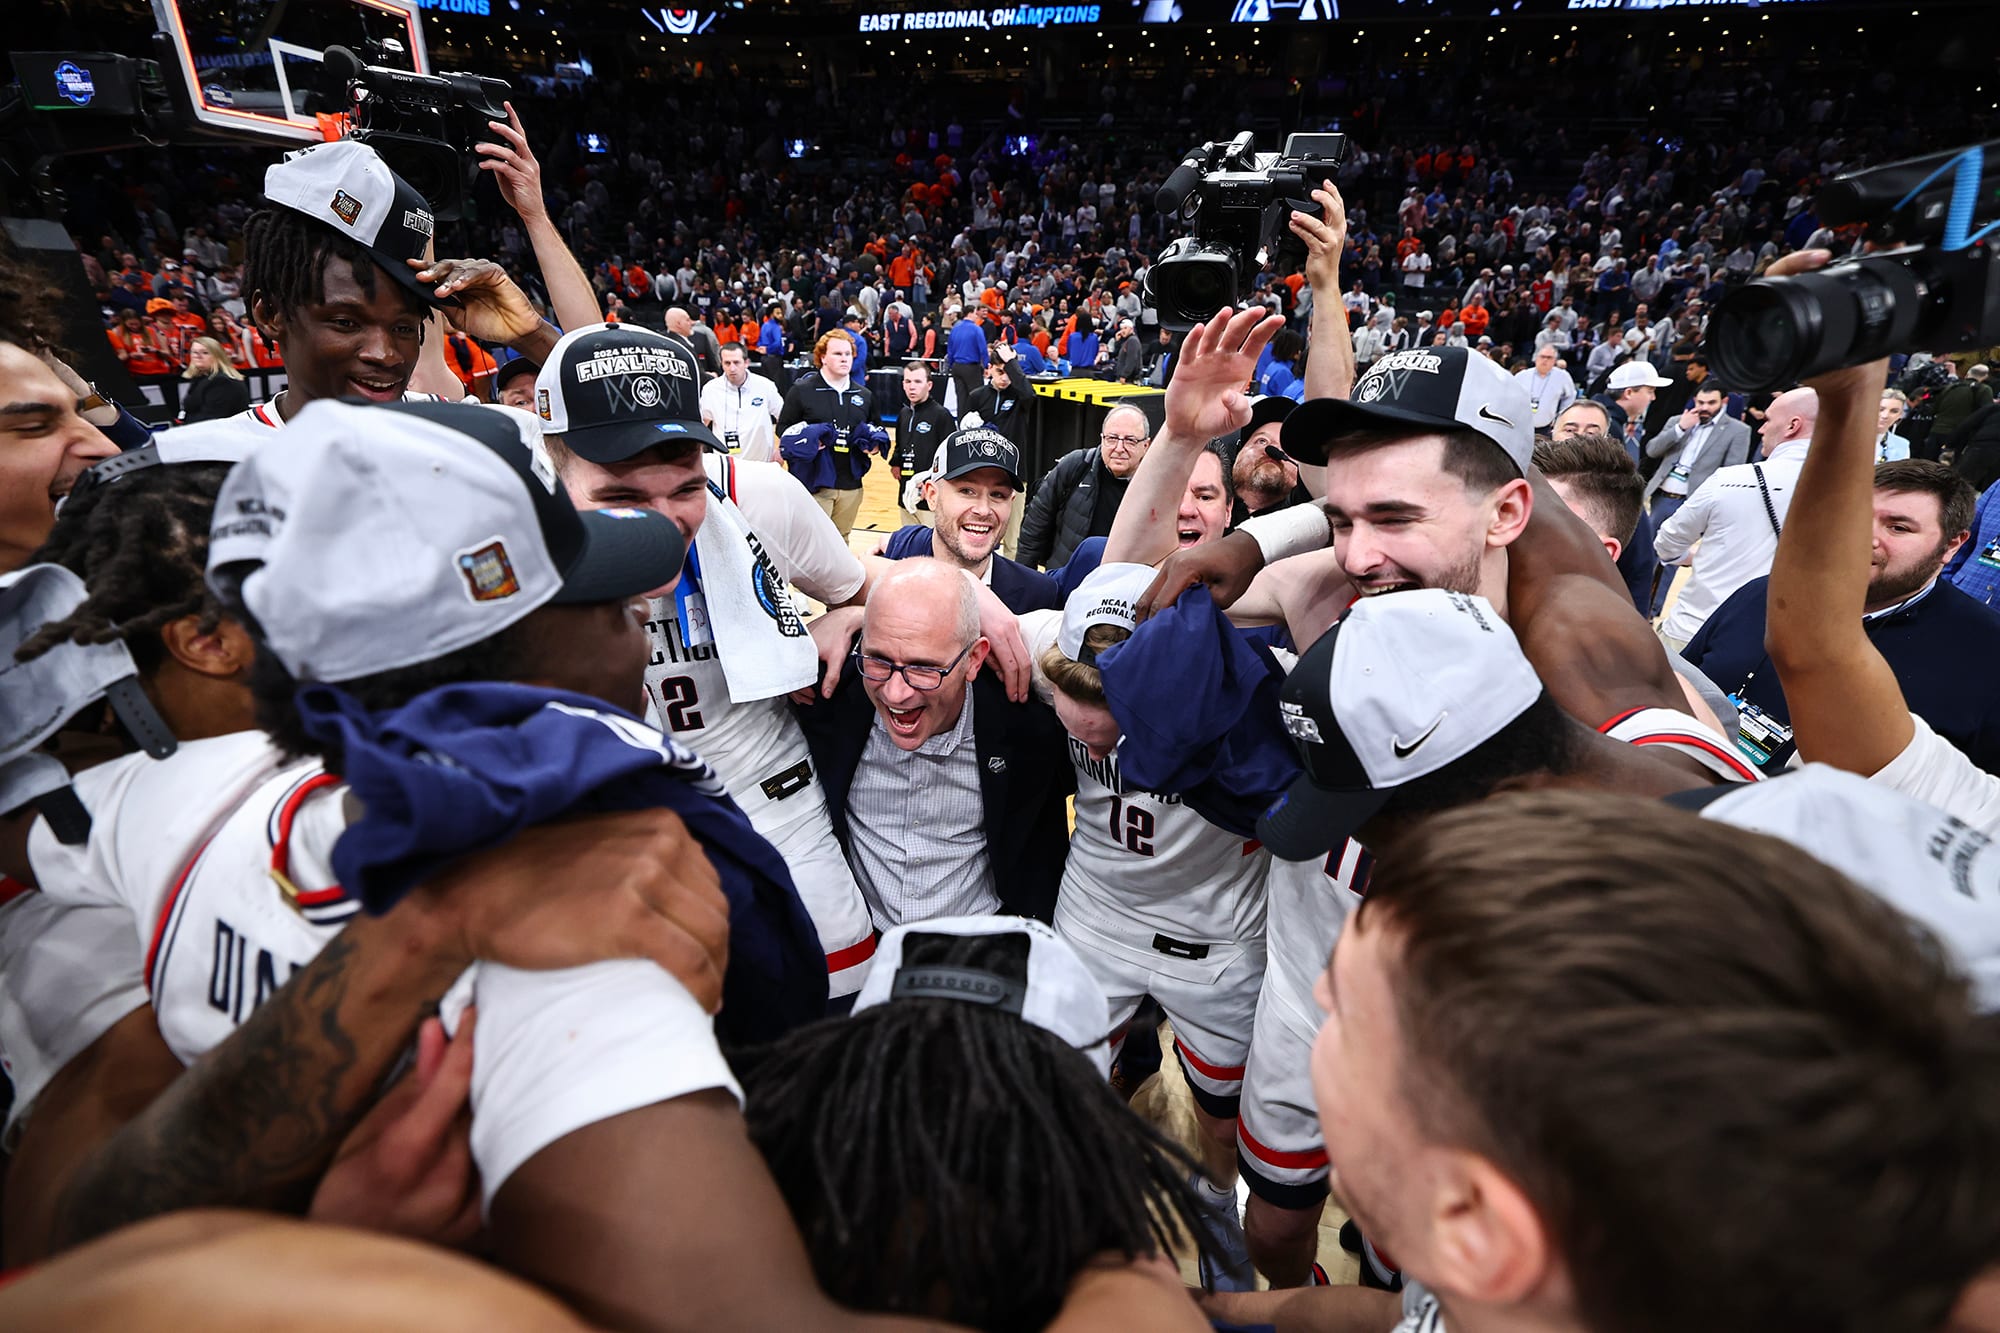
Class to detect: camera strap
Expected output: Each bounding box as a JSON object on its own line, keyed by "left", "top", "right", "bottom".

{"left": 1752, "top": 465, "right": 1784, "bottom": 539}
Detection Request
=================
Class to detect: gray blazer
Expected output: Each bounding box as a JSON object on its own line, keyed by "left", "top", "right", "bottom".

{"left": 1643, "top": 414, "right": 1754, "bottom": 501}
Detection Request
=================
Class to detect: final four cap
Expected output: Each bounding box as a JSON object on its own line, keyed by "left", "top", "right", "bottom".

{"left": 534, "top": 324, "right": 722, "bottom": 462}
{"left": 853, "top": 915, "right": 1114, "bottom": 1078}
{"left": 1256, "top": 589, "right": 1545, "bottom": 860}
{"left": 262, "top": 139, "right": 448, "bottom": 309}
{"left": 936, "top": 426, "right": 1023, "bottom": 489}
{"left": 207, "top": 399, "right": 685, "bottom": 685}
{"left": 1280, "top": 344, "right": 1534, "bottom": 475}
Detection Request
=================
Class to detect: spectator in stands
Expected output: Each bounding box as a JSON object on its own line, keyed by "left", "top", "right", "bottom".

{"left": 175, "top": 336, "right": 251, "bottom": 424}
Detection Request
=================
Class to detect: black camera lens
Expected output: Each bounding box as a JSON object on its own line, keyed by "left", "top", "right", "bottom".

{"left": 1707, "top": 252, "right": 1931, "bottom": 394}
{"left": 1146, "top": 240, "right": 1244, "bottom": 330}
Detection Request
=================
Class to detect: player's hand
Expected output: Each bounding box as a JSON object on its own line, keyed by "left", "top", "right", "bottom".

{"left": 1163, "top": 306, "right": 1285, "bottom": 443}
{"left": 1137, "top": 529, "right": 1266, "bottom": 621}
{"left": 309, "top": 1010, "right": 480, "bottom": 1248}
{"left": 413, "top": 257, "right": 544, "bottom": 347}
{"left": 1291, "top": 179, "right": 1347, "bottom": 298}
{"left": 475, "top": 102, "right": 548, "bottom": 225}
{"left": 797, "top": 605, "right": 865, "bottom": 704}
{"left": 409, "top": 810, "right": 729, "bottom": 1012}
{"left": 973, "top": 578, "right": 1032, "bottom": 703}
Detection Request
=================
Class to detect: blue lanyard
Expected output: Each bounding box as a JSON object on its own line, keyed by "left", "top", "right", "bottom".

{"left": 673, "top": 539, "right": 706, "bottom": 643}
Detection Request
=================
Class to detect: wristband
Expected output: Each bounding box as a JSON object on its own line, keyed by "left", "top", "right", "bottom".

{"left": 1241, "top": 502, "right": 1334, "bottom": 565}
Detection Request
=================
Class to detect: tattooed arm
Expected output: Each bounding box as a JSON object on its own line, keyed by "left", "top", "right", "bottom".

{"left": 44, "top": 809, "right": 727, "bottom": 1254}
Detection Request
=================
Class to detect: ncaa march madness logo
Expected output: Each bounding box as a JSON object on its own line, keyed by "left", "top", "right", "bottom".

{"left": 54, "top": 61, "right": 96, "bottom": 105}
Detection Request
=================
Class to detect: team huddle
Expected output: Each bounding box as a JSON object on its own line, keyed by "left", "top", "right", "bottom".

{"left": 3, "top": 136, "right": 2000, "bottom": 1333}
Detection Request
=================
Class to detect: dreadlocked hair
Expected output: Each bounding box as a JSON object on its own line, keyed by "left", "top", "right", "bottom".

{"left": 240, "top": 206, "right": 386, "bottom": 333}
{"left": 732, "top": 931, "right": 1213, "bottom": 1332}
{"left": 17, "top": 463, "right": 235, "bottom": 674}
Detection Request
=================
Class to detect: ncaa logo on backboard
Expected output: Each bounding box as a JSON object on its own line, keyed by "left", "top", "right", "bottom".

{"left": 456, "top": 539, "right": 522, "bottom": 603}
{"left": 329, "top": 190, "right": 364, "bottom": 226}
{"left": 632, "top": 376, "right": 662, "bottom": 408}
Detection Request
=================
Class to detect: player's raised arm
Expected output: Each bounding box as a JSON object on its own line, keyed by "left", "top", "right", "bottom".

{"left": 1105, "top": 305, "right": 1281, "bottom": 567}
{"left": 1296, "top": 181, "right": 1355, "bottom": 404}
{"left": 478, "top": 101, "right": 604, "bottom": 335}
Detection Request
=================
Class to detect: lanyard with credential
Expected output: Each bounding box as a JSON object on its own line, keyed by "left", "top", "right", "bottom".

{"left": 674, "top": 540, "right": 712, "bottom": 648}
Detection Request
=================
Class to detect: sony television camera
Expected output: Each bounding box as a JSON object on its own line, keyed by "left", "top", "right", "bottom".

{"left": 1144, "top": 131, "right": 1349, "bottom": 330}
{"left": 1706, "top": 140, "right": 2000, "bottom": 394}
{"left": 320, "top": 42, "right": 510, "bottom": 221}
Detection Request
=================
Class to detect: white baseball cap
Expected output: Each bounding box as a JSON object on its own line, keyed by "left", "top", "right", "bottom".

{"left": 1673, "top": 764, "right": 2000, "bottom": 1012}
{"left": 1607, "top": 360, "right": 1673, "bottom": 390}
{"left": 1258, "top": 590, "right": 1543, "bottom": 860}
{"left": 853, "top": 915, "right": 1113, "bottom": 1078}
{"left": 262, "top": 138, "right": 445, "bottom": 308}
{"left": 0, "top": 565, "right": 177, "bottom": 839}
{"left": 207, "top": 399, "right": 685, "bottom": 684}
{"left": 1057, "top": 562, "right": 1155, "bottom": 664}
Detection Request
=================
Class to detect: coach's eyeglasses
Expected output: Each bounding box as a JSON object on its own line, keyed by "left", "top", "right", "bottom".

{"left": 852, "top": 640, "right": 979, "bottom": 692}
{"left": 1099, "top": 432, "right": 1150, "bottom": 448}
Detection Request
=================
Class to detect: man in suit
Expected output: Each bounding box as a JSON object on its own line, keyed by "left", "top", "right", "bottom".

{"left": 1643, "top": 385, "right": 1755, "bottom": 535}
{"left": 791, "top": 559, "right": 1073, "bottom": 928}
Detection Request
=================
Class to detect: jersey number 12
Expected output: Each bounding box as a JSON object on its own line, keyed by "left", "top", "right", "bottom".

{"left": 1108, "top": 794, "right": 1156, "bottom": 857}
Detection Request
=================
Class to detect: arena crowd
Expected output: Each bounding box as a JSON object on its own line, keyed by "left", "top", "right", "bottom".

{"left": 3, "top": 16, "right": 2000, "bottom": 1333}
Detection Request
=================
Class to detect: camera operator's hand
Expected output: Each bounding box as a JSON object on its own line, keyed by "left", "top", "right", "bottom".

{"left": 477, "top": 102, "right": 549, "bottom": 225}
{"left": 1290, "top": 180, "right": 1347, "bottom": 299}
{"left": 414, "top": 257, "right": 547, "bottom": 349}
{"left": 1163, "top": 305, "right": 1285, "bottom": 442}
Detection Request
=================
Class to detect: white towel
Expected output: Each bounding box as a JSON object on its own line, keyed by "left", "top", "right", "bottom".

{"left": 675, "top": 454, "right": 819, "bottom": 702}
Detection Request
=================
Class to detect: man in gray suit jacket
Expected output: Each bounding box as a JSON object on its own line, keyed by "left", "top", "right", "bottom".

{"left": 1644, "top": 384, "right": 1753, "bottom": 527}
{"left": 1643, "top": 384, "right": 1754, "bottom": 615}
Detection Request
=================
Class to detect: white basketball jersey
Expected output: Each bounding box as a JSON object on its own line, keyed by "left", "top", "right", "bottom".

{"left": 143, "top": 760, "right": 351, "bottom": 1063}
{"left": 1057, "top": 741, "right": 1270, "bottom": 952}
{"left": 642, "top": 604, "right": 815, "bottom": 829}
{"left": 1261, "top": 840, "right": 1370, "bottom": 1025}
{"left": 1601, "top": 706, "right": 1762, "bottom": 784}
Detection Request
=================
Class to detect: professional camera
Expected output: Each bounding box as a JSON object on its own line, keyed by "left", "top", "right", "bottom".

{"left": 1144, "top": 131, "right": 1349, "bottom": 330}
{"left": 1706, "top": 140, "right": 2000, "bottom": 394}
{"left": 321, "top": 42, "right": 511, "bottom": 222}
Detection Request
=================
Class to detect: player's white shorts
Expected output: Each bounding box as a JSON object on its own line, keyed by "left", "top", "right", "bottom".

{"left": 1236, "top": 969, "right": 1328, "bottom": 1208}
{"left": 1056, "top": 908, "right": 1263, "bottom": 1118}
{"left": 764, "top": 813, "right": 875, "bottom": 999}
{"left": 1236, "top": 847, "right": 1367, "bottom": 1209}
